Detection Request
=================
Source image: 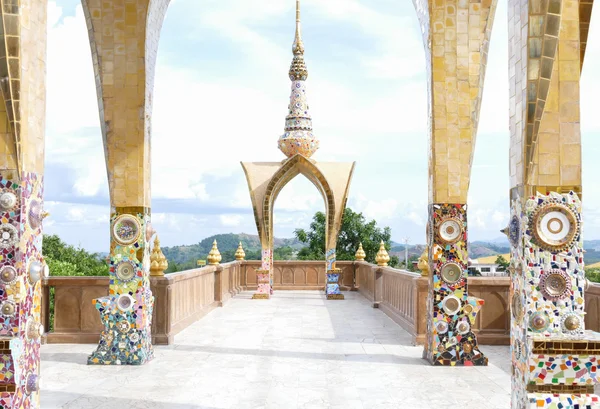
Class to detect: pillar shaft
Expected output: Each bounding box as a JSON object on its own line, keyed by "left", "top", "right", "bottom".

{"left": 82, "top": 0, "right": 170, "bottom": 365}
{"left": 0, "top": 0, "right": 48, "bottom": 407}
{"left": 508, "top": 1, "right": 599, "bottom": 407}
{"left": 414, "top": 0, "right": 496, "bottom": 366}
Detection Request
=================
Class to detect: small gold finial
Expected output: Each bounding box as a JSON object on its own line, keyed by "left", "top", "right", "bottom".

{"left": 293, "top": 0, "right": 304, "bottom": 56}
{"left": 355, "top": 243, "right": 366, "bottom": 261}
{"left": 150, "top": 235, "right": 168, "bottom": 276}
{"left": 289, "top": 0, "right": 308, "bottom": 81}
{"left": 375, "top": 241, "right": 390, "bottom": 267}
{"left": 235, "top": 242, "right": 246, "bottom": 261}
{"left": 417, "top": 247, "right": 429, "bottom": 276}
{"left": 207, "top": 240, "right": 222, "bottom": 265}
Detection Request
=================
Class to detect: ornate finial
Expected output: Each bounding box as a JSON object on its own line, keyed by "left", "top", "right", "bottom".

{"left": 235, "top": 242, "right": 246, "bottom": 261}
{"left": 355, "top": 243, "right": 366, "bottom": 261}
{"left": 278, "top": 0, "right": 319, "bottom": 159}
{"left": 291, "top": 0, "right": 306, "bottom": 74}
{"left": 207, "top": 240, "right": 222, "bottom": 265}
{"left": 150, "top": 235, "right": 168, "bottom": 276}
{"left": 376, "top": 241, "right": 390, "bottom": 267}
{"left": 417, "top": 247, "right": 429, "bottom": 276}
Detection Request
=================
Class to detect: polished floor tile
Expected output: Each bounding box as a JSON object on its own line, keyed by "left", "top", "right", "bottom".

{"left": 40, "top": 291, "right": 511, "bottom": 409}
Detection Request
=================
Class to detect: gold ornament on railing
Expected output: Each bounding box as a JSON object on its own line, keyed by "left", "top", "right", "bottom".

{"left": 355, "top": 242, "right": 366, "bottom": 261}
{"left": 375, "top": 241, "right": 390, "bottom": 267}
{"left": 417, "top": 247, "right": 429, "bottom": 276}
{"left": 150, "top": 235, "right": 168, "bottom": 276}
{"left": 207, "top": 240, "right": 222, "bottom": 265}
{"left": 235, "top": 242, "right": 246, "bottom": 261}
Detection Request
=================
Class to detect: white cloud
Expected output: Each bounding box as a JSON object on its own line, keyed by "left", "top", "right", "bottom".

{"left": 43, "top": 0, "right": 600, "bottom": 253}
{"left": 219, "top": 214, "right": 243, "bottom": 227}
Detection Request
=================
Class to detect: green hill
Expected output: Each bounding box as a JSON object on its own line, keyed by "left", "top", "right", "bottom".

{"left": 162, "top": 233, "right": 302, "bottom": 272}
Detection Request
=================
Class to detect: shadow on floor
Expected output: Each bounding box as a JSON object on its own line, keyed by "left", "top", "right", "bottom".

{"left": 41, "top": 390, "right": 219, "bottom": 409}
{"left": 172, "top": 344, "right": 426, "bottom": 365}
{"left": 41, "top": 352, "right": 90, "bottom": 365}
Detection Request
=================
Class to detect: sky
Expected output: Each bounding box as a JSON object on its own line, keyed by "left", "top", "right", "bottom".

{"left": 45, "top": 0, "right": 600, "bottom": 252}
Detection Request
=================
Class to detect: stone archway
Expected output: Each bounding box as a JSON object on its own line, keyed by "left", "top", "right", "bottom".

{"left": 241, "top": 0, "right": 355, "bottom": 301}
{"left": 241, "top": 157, "right": 355, "bottom": 300}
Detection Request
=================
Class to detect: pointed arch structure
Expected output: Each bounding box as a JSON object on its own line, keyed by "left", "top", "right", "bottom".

{"left": 0, "top": 1, "right": 48, "bottom": 406}
{"left": 81, "top": 0, "right": 172, "bottom": 366}
{"left": 507, "top": 0, "right": 600, "bottom": 407}
{"left": 241, "top": 155, "right": 355, "bottom": 299}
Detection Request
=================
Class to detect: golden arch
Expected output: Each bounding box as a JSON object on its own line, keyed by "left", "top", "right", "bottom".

{"left": 241, "top": 155, "right": 355, "bottom": 254}
{"left": 263, "top": 155, "right": 336, "bottom": 249}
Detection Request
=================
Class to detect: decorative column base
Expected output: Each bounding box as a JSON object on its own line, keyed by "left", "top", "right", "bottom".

{"left": 88, "top": 289, "right": 154, "bottom": 365}
{"left": 510, "top": 191, "right": 600, "bottom": 408}
{"left": 526, "top": 393, "right": 599, "bottom": 409}
{"left": 252, "top": 269, "right": 271, "bottom": 299}
{"left": 326, "top": 268, "right": 344, "bottom": 300}
{"left": 425, "top": 203, "right": 487, "bottom": 366}
{"left": 88, "top": 210, "right": 154, "bottom": 366}
{"left": 0, "top": 171, "right": 47, "bottom": 407}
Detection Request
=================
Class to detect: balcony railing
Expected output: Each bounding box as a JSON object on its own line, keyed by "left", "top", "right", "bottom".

{"left": 40, "top": 260, "right": 600, "bottom": 346}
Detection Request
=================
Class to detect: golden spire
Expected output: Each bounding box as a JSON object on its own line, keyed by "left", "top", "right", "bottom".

{"left": 293, "top": 0, "right": 304, "bottom": 56}
{"left": 376, "top": 241, "right": 390, "bottom": 267}
{"left": 355, "top": 243, "right": 366, "bottom": 261}
{"left": 207, "top": 240, "right": 222, "bottom": 265}
{"left": 235, "top": 242, "right": 246, "bottom": 261}
{"left": 150, "top": 235, "right": 169, "bottom": 276}
{"left": 278, "top": 0, "right": 319, "bottom": 159}
{"left": 289, "top": 0, "right": 308, "bottom": 81}
{"left": 417, "top": 247, "right": 429, "bottom": 276}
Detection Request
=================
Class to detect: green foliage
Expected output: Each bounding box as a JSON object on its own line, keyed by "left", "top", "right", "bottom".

{"left": 495, "top": 255, "right": 510, "bottom": 272}
{"left": 42, "top": 234, "right": 109, "bottom": 332}
{"left": 586, "top": 268, "right": 600, "bottom": 283}
{"left": 294, "top": 208, "right": 399, "bottom": 268}
{"left": 43, "top": 234, "right": 108, "bottom": 277}
{"left": 273, "top": 246, "right": 294, "bottom": 260}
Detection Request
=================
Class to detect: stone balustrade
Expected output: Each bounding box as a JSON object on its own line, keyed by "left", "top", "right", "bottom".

{"left": 40, "top": 260, "right": 600, "bottom": 346}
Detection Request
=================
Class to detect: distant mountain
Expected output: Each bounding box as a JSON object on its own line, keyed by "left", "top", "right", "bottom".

{"left": 161, "top": 234, "right": 600, "bottom": 266}
{"left": 161, "top": 233, "right": 303, "bottom": 265}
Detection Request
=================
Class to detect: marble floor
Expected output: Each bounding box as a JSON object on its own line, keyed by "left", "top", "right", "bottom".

{"left": 40, "top": 291, "right": 511, "bottom": 409}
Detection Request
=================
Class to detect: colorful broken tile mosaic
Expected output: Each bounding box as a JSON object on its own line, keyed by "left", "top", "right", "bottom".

{"left": 253, "top": 249, "right": 273, "bottom": 299}
{"left": 326, "top": 264, "right": 343, "bottom": 300}
{"left": 0, "top": 171, "right": 46, "bottom": 408}
{"left": 425, "top": 204, "right": 487, "bottom": 366}
{"left": 277, "top": 6, "right": 319, "bottom": 160}
{"left": 88, "top": 209, "right": 155, "bottom": 365}
{"left": 510, "top": 191, "right": 600, "bottom": 407}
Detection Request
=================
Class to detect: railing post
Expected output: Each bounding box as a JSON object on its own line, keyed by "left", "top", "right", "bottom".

{"left": 373, "top": 267, "right": 383, "bottom": 308}
{"left": 41, "top": 279, "right": 51, "bottom": 342}
{"left": 214, "top": 266, "right": 224, "bottom": 307}
{"left": 351, "top": 261, "right": 358, "bottom": 291}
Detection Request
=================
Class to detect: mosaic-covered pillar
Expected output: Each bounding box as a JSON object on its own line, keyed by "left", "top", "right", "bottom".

{"left": 325, "top": 246, "right": 343, "bottom": 299}
{"left": 82, "top": 0, "right": 170, "bottom": 365}
{"left": 253, "top": 249, "right": 272, "bottom": 299}
{"left": 0, "top": 0, "right": 48, "bottom": 407}
{"left": 413, "top": 0, "right": 497, "bottom": 366}
{"left": 507, "top": 1, "right": 599, "bottom": 407}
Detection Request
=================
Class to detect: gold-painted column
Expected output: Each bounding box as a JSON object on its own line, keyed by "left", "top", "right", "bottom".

{"left": 413, "top": 0, "right": 497, "bottom": 366}
{"left": 0, "top": 0, "right": 48, "bottom": 407}
{"left": 82, "top": 0, "right": 170, "bottom": 365}
{"left": 507, "top": 1, "right": 600, "bottom": 407}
